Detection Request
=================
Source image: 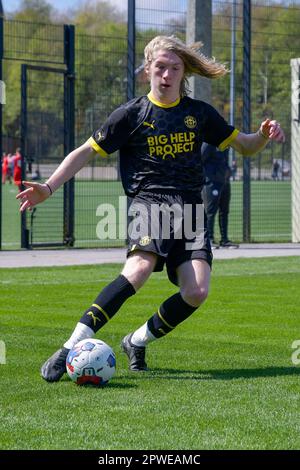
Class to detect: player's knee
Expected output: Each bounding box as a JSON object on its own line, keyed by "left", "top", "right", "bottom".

{"left": 181, "top": 285, "right": 209, "bottom": 307}
{"left": 136, "top": 257, "right": 154, "bottom": 280}
{"left": 122, "top": 252, "right": 157, "bottom": 291}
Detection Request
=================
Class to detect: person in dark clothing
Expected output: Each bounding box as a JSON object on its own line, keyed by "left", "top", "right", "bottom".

{"left": 231, "top": 159, "right": 237, "bottom": 181}
{"left": 272, "top": 159, "right": 280, "bottom": 181}
{"left": 202, "top": 143, "right": 239, "bottom": 248}
{"left": 17, "top": 35, "right": 284, "bottom": 380}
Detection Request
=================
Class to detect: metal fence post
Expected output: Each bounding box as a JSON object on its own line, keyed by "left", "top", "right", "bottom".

{"left": 127, "top": 0, "right": 135, "bottom": 102}
{"left": 126, "top": 0, "right": 136, "bottom": 241}
{"left": 242, "top": 0, "right": 251, "bottom": 242}
{"left": 64, "top": 24, "right": 75, "bottom": 246}
{"left": 186, "top": 0, "right": 212, "bottom": 103}
{"left": 229, "top": 0, "right": 237, "bottom": 169}
{"left": 291, "top": 59, "right": 300, "bottom": 242}
{"left": 20, "top": 64, "right": 29, "bottom": 248}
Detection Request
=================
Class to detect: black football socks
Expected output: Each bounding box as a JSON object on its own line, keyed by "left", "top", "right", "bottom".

{"left": 147, "top": 292, "right": 198, "bottom": 338}
{"left": 79, "top": 275, "right": 136, "bottom": 333}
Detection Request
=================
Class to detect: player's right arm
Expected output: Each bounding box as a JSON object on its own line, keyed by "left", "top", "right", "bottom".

{"left": 17, "top": 104, "right": 130, "bottom": 212}
{"left": 16, "top": 140, "right": 96, "bottom": 212}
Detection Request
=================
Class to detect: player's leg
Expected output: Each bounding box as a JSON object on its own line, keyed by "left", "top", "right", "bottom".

{"left": 122, "top": 192, "right": 212, "bottom": 371}
{"left": 71, "top": 250, "right": 156, "bottom": 341}
{"left": 123, "top": 259, "right": 211, "bottom": 371}
{"left": 41, "top": 251, "right": 157, "bottom": 382}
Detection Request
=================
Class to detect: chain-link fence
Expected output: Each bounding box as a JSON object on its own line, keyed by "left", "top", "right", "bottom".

{"left": 74, "top": 33, "right": 127, "bottom": 248}
{"left": 1, "top": 19, "right": 127, "bottom": 249}
{"left": 135, "top": 0, "right": 300, "bottom": 242}
{"left": 1, "top": 19, "right": 67, "bottom": 249}
{"left": 211, "top": 0, "right": 299, "bottom": 242}
{"left": 1, "top": 1, "right": 300, "bottom": 249}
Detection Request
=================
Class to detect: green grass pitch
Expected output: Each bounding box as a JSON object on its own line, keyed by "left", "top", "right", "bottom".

{"left": 1, "top": 257, "right": 300, "bottom": 450}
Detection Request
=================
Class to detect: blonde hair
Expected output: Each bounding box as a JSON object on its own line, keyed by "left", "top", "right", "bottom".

{"left": 144, "top": 35, "right": 228, "bottom": 97}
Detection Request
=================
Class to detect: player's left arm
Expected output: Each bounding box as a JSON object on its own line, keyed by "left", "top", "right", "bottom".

{"left": 231, "top": 118, "right": 285, "bottom": 156}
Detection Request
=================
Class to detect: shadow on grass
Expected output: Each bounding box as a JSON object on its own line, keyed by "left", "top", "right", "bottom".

{"left": 57, "top": 376, "right": 138, "bottom": 389}
{"left": 100, "top": 381, "right": 138, "bottom": 389}
{"left": 127, "top": 366, "right": 300, "bottom": 381}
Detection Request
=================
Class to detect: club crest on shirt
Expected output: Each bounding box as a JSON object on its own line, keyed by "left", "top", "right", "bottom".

{"left": 184, "top": 115, "right": 197, "bottom": 129}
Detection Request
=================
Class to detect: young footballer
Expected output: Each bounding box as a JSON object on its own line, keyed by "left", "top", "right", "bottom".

{"left": 17, "top": 36, "right": 285, "bottom": 381}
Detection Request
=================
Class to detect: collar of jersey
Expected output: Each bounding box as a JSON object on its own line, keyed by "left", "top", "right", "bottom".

{"left": 147, "top": 92, "right": 180, "bottom": 108}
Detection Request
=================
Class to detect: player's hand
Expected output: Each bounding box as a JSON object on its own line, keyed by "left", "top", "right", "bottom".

{"left": 16, "top": 181, "right": 52, "bottom": 212}
{"left": 260, "top": 119, "right": 285, "bottom": 143}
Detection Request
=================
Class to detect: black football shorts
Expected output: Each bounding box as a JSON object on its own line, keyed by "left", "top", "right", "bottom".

{"left": 126, "top": 189, "right": 212, "bottom": 286}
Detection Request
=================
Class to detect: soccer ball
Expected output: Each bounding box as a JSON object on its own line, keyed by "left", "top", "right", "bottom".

{"left": 66, "top": 338, "right": 116, "bottom": 386}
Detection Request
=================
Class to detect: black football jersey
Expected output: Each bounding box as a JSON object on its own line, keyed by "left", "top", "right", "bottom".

{"left": 89, "top": 93, "right": 238, "bottom": 197}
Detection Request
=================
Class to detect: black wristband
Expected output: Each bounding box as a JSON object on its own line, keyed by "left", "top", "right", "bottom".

{"left": 45, "top": 182, "right": 53, "bottom": 195}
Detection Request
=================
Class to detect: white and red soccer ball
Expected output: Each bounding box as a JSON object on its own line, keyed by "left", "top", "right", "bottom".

{"left": 66, "top": 338, "right": 116, "bottom": 386}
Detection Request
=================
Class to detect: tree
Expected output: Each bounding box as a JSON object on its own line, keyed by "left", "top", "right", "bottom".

{"left": 14, "top": 0, "right": 53, "bottom": 22}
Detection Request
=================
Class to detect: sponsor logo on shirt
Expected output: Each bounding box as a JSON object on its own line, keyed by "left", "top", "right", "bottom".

{"left": 147, "top": 132, "right": 196, "bottom": 160}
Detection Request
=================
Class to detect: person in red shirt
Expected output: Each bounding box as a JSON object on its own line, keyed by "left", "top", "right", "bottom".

{"left": 2, "top": 153, "right": 8, "bottom": 184}
{"left": 13, "top": 148, "right": 22, "bottom": 191}
{"left": 1, "top": 153, "right": 13, "bottom": 184}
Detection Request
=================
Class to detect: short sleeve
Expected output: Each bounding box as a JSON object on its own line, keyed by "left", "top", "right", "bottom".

{"left": 202, "top": 104, "right": 239, "bottom": 150}
{"left": 89, "top": 106, "right": 131, "bottom": 157}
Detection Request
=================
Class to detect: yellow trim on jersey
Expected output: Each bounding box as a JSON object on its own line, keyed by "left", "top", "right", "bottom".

{"left": 218, "top": 129, "right": 239, "bottom": 152}
{"left": 92, "top": 303, "right": 110, "bottom": 322}
{"left": 88, "top": 136, "right": 108, "bottom": 158}
{"left": 147, "top": 92, "right": 180, "bottom": 108}
{"left": 157, "top": 308, "right": 174, "bottom": 329}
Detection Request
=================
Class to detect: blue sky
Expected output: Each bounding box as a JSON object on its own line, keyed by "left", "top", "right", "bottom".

{"left": 2, "top": 0, "right": 298, "bottom": 15}
{"left": 3, "top": 0, "right": 77, "bottom": 12}
{"left": 2, "top": 0, "right": 127, "bottom": 14}
{"left": 2, "top": 0, "right": 80, "bottom": 13}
